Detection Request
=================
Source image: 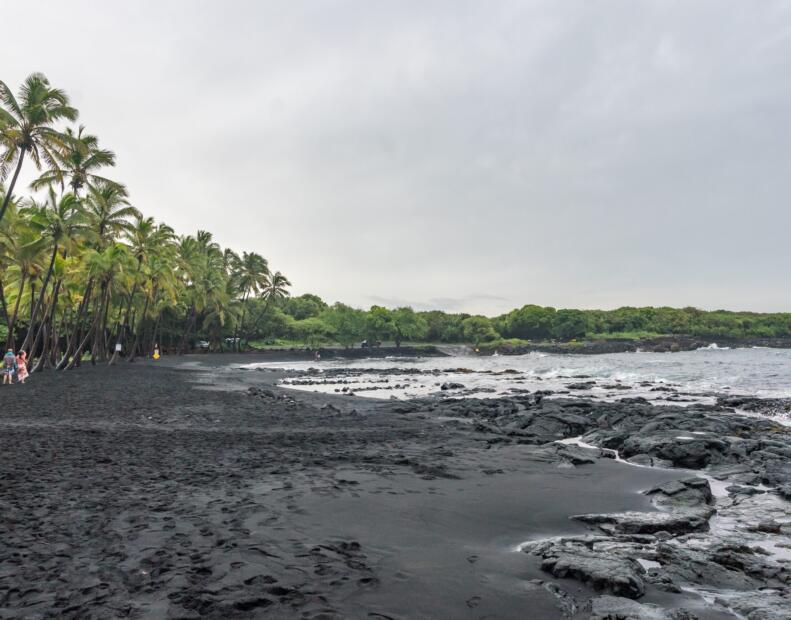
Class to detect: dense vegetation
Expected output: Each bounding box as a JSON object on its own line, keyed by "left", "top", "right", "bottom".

{"left": 247, "top": 298, "right": 791, "bottom": 349}
{"left": 2, "top": 74, "right": 790, "bottom": 371}
{"left": 0, "top": 73, "right": 291, "bottom": 369}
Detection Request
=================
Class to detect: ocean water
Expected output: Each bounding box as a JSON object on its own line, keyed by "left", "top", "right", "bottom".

{"left": 241, "top": 346, "right": 791, "bottom": 421}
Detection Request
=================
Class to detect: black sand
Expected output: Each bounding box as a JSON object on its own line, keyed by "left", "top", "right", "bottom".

{"left": 0, "top": 355, "right": 728, "bottom": 618}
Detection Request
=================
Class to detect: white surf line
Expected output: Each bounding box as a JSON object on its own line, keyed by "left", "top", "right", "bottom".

{"left": 512, "top": 536, "right": 563, "bottom": 553}
{"left": 732, "top": 407, "right": 791, "bottom": 428}
{"left": 555, "top": 436, "right": 637, "bottom": 466}
{"left": 555, "top": 436, "right": 739, "bottom": 501}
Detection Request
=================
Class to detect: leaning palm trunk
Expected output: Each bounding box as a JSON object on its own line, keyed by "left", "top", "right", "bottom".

{"left": 67, "top": 284, "right": 106, "bottom": 371}
{"left": 90, "top": 282, "right": 109, "bottom": 365}
{"left": 82, "top": 288, "right": 100, "bottom": 366}
{"left": 28, "top": 282, "right": 35, "bottom": 326}
{"left": 110, "top": 258, "right": 143, "bottom": 365}
{"left": 245, "top": 296, "right": 274, "bottom": 344}
{"left": 50, "top": 307, "right": 65, "bottom": 366}
{"left": 56, "top": 278, "right": 93, "bottom": 369}
{"left": 29, "top": 280, "right": 61, "bottom": 372}
{"left": 127, "top": 294, "right": 150, "bottom": 362}
{"left": 232, "top": 291, "right": 250, "bottom": 352}
{"left": 177, "top": 305, "right": 196, "bottom": 354}
{"left": 5, "top": 272, "right": 26, "bottom": 349}
{"left": 236, "top": 308, "right": 248, "bottom": 352}
{"left": 47, "top": 312, "right": 66, "bottom": 368}
{"left": 0, "top": 280, "right": 9, "bottom": 334}
{"left": 107, "top": 305, "right": 126, "bottom": 365}
{"left": 31, "top": 324, "right": 50, "bottom": 373}
{"left": 0, "top": 146, "right": 27, "bottom": 225}
{"left": 65, "top": 311, "right": 102, "bottom": 370}
{"left": 20, "top": 245, "right": 58, "bottom": 352}
{"left": 110, "top": 281, "right": 139, "bottom": 364}
{"left": 40, "top": 312, "right": 56, "bottom": 369}
{"left": 97, "top": 283, "right": 113, "bottom": 361}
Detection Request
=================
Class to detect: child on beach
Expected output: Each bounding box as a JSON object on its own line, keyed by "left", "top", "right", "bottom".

{"left": 3, "top": 349, "right": 16, "bottom": 385}
{"left": 15, "top": 351, "right": 28, "bottom": 384}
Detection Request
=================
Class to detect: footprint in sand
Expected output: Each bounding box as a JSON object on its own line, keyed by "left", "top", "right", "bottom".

{"left": 466, "top": 595, "right": 482, "bottom": 608}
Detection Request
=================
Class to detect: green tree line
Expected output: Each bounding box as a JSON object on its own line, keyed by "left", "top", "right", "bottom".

{"left": 243, "top": 297, "right": 791, "bottom": 349}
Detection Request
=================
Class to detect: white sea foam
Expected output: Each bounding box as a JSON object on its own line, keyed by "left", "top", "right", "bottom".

{"left": 551, "top": 437, "right": 791, "bottom": 576}
{"left": 248, "top": 348, "right": 791, "bottom": 418}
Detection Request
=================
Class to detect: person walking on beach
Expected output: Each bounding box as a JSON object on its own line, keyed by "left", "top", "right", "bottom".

{"left": 3, "top": 349, "right": 17, "bottom": 385}
{"left": 15, "top": 351, "right": 28, "bottom": 384}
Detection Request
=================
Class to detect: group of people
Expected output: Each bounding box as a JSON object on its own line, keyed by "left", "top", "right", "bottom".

{"left": 3, "top": 349, "right": 29, "bottom": 385}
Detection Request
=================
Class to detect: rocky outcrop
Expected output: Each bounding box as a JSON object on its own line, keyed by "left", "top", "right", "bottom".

{"left": 572, "top": 510, "right": 712, "bottom": 536}
{"left": 523, "top": 531, "right": 790, "bottom": 613}
{"left": 588, "top": 595, "right": 697, "bottom": 620}
{"left": 724, "top": 588, "right": 791, "bottom": 620}
{"left": 412, "top": 394, "right": 791, "bottom": 501}
{"left": 523, "top": 538, "right": 647, "bottom": 599}
{"left": 656, "top": 541, "right": 790, "bottom": 591}
{"left": 645, "top": 477, "right": 713, "bottom": 510}
{"left": 619, "top": 433, "right": 730, "bottom": 468}
{"left": 491, "top": 395, "right": 791, "bottom": 617}
{"left": 717, "top": 395, "right": 791, "bottom": 419}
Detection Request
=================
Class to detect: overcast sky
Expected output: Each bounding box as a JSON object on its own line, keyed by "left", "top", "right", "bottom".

{"left": 4, "top": 1, "right": 791, "bottom": 314}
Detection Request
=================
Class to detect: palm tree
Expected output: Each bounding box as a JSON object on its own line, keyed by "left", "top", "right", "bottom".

{"left": 29, "top": 250, "right": 67, "bottom": 372}
{"left": 112, "top": 218, "right": 174, "bottom": 363}
{"left": 175, "top": 231, "right": 224, "bottom": 353}
{"left": 263, "top": 271, "right": 291, "bottom": 306}
{"left": 1, "top": 213, "right": 47, "bottom": 348}
{"left": 0, "top": 74, "right": 298, "bottom": 368}
{"left": 0, "top": 186, "right": 20, "bottom": 334}
{"left": 19, "top": 189, "right": 89, "bottom": 353}
{"left": 0, "top": 73, "right": 78, "bottom": 224}
{"left": 64, "top": 244, "right": 126, "bottom": 369}
{"left": 91, "top": 243, "right": 130, "bottom": 363}
{"left": 61, "top": 249, "right": 100, "bottom": 370}
{"left": 139, "top": 249, "right": 179, "bottom": 356}
{"left": 31, "top": 125, "right": 122, "bottom": 196}
{"left": 231, "top": 251, "right": 269, "bottom": 351}
{"left": 84, "top": 181, "right": 138, "bottom": 248}
{"left": 247, "top": 271, "right": 291, "bottom": 340}
{"left": 56, "top": 250, "right": 99, "bottom": 369}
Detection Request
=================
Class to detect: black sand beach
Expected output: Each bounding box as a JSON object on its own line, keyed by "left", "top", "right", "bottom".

{"left": 0, "top": 355, "right": 787, "bottom": 618}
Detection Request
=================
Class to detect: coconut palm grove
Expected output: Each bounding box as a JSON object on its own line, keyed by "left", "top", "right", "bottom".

{"left": 3, "top": 72, "right": 791, "bottom": 372}
{"left": 0, "top": 72, "right": 295, "bottom": 367}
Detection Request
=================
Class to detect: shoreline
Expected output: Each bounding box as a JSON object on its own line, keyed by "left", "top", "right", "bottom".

{"left": 161, "top": 335, "right": 791, "bottom": 362}
{"left": 0, "top": 354, "right": 788, "bottom": 618}
{"left": 479, "top": 335, "right": 791, "bottom": 355}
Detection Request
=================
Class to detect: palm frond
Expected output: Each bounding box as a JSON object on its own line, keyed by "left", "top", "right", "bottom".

{"left": 0, "top": 79, "right": 23, "bottom": 120}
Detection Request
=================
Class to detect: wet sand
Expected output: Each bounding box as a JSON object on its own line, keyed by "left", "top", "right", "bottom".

{"left": 0, "top": 355, "right": 730, "bottom": 618}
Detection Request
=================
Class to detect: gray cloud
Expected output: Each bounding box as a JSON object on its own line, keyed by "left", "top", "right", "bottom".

{"left": 4, "top": 0, "right": 791, "bottom": 314}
